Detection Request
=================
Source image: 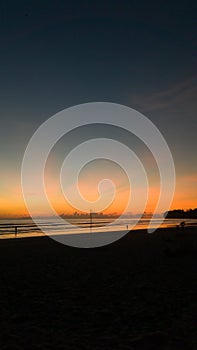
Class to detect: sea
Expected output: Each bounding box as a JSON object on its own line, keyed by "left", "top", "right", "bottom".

{"left": 0, "top": 217, "right": 197, "bottom": 239}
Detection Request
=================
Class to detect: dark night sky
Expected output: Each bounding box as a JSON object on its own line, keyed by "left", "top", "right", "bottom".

{"left": 0, "top": 0, "right": 196, "bottom": 215}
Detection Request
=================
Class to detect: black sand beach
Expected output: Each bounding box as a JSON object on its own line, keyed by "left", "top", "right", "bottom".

{"left": 0, "top": 227, "right": 196, "bottom": 349}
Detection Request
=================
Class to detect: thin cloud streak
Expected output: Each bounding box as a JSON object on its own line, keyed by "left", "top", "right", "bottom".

{"left": 131, "top": 75, "right": 197, "bottom": 112}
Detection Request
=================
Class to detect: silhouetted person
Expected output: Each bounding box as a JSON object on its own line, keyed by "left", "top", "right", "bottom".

{"left": 180, "top": 221, "right": 185, "bottom": 231}
{"left": 15, "top": 226, "right": 17, "bottom": 238}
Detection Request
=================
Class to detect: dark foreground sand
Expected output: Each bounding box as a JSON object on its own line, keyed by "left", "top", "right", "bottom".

{"left": 0, "top": 227, "right": 196, "bottom": 350}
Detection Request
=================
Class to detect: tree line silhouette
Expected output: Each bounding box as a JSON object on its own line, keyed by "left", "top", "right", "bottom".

{"left": 164, "top": 208, "right": 197, "bottom": 219}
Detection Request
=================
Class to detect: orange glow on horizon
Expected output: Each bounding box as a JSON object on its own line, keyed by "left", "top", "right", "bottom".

{"left": 0, "top": 161, "right": 196, "bottom": 218}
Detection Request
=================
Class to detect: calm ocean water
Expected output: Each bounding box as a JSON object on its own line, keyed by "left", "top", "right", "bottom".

{"left": 0, "top": 217, "right": 197, "bottom": 239}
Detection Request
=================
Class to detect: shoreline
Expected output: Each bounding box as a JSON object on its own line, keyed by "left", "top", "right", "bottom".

{"left": 0, "top": 223, "right": 196, "bottom": 243}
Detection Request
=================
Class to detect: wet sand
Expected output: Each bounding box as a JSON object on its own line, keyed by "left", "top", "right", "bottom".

{"left": 0, "top": 227, "right": 196, "bottom": 349}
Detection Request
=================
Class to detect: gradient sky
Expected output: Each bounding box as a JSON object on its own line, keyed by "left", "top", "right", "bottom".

{"left": 0, "top": 0, "right": 196, "bottom": 217}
